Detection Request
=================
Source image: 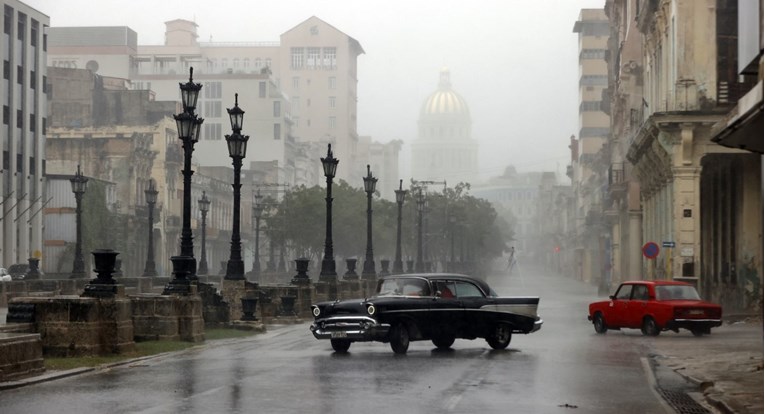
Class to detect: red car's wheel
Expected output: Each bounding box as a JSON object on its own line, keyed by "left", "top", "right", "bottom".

{"left": 593, "top": 313, "right": 607, "bottom": 334}
{"left": 641, "top": 317, "right": 660, "bottom": 336}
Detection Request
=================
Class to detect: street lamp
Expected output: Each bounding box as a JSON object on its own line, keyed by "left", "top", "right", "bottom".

{"left": 415, "top": 188, "right": 425, "bottom": 273}
{"left": 225, "top": 93, "right": 249, "bottom": 281}
{"left": 251, "top": 191, "right": 263, "bottom": 277}
{"left": 449, "top": 215, "right": 456, "bottom": 272}
{"left": 69, "top": 164, "right": 88, "bottom": 279}
{"left": 361, "top": 165, "right": 378, "bottom": 281}
{"left": 197, "top": 191, "right": 210, "bottom": 276}
{"left": 393, "top": 179, "right": 407, "bottom": 274}
{"left": 167, "top": 67, "right": 203, "bottom": 293}
{"left": 142, "top": 179, "right": 158, "bottom": 277}
{"left": 319, "top": 143, "right": 339, "bottom": 282}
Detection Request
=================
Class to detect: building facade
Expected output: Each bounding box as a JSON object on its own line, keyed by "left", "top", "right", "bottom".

{"left": 0, "top": 1, "right": 48, "bottom": 269}
{"left": 572, "top": 9, "right": 611, "bottom": 287}
{"left": 599, "top": 0, "right": 763, "bottom": 312}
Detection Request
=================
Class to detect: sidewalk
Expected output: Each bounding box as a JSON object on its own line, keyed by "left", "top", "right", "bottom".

{"left": 650, "top": 315, "right": 763, "bottom": 414}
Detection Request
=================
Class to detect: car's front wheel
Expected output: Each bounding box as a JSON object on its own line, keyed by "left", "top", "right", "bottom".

{"left": 486, "top": 323, "right": 512, "bottom": 350}
{"left": 331, "top": 338, "right": 351, "bottom": 353}
{"left": 432, "top": 334, "right": 455, "bottom": 349}
{"left": 593, "top": 313, "right": 608, "bottom": 334}
{"left": 641, "top": 317, "right": 660, "bottom": 336}
{"left": 389, "top": 323, "right": 410, "bottom": 354}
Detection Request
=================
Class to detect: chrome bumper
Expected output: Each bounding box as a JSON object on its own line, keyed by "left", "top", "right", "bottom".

{"left": 310, "top": 316, "right": 391, "bottom": 341}
{"left": 531, "top": 318, "right": 543, "bottom": 333}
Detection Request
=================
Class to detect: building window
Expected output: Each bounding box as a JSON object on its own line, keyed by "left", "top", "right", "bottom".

{"left": 328, "top": 76, "right": 336, "bottom": 90}
{"left": 307, "top": 47, "right": 320, "bottom": 68}
{"left": 291, "top": 47, "right": 304, "bottom": 69}
{"left": 265, "top": 58, "right": 271, "bottom": 68}
{"left": 31, "top": 19, "right": 37, "bottom": 47}
{"left": 221, "top": 58, "right": 228, "bottom": 69}
{"left": 233, "top": 58, "right": 240, "bottom": 69}
{"left": 259, "top": 82, "right": 266, "bottom": 98}
{"left": 17, "top": 65, "right": 22, "bottom": 84}
{"left": 29, "top": 114, "right": 34, "bottom": 131}
{"left": 579, "top": 75, "right": 607, "bottom": 86}
{"left": 273, "top": 101, "right": 281, "bottom": 117}
{"left": 329, "top": 96, "right": 336, "bottom": 108}
{"left": 29, "top": 156, "right": 34, "bottom": 175}
{"left": 3, "top": 60, "right": 8, "bottom": 79}
{"left": 30, "top": 70, "right": 35, "bottom": 89}
{"left": 329, "top": 116, "right": 336, "bottom": 129}
{"left": 273, "top": 123, "right": 281, "bottom": 140}
{"left": 323, "top": 47, "right": 336, "bottom": 69}
{"left": 2, "top": 106, "right": 8, "bottom": 125}
{"left": 580, "top": 49, "right": 605, "bottom": 59}
{"left": 292, "top": 76, "right": 300, "bottom": 90}
{"left": 204, "top": 82, "right": 222, "bottom": 99}
{"left": 16, "top": 109, "right": 22, "bottom": 127}
{"left": 3, "top": 6, "right": 11, "bottom": 35}
{"left": 579, "top": 101, "right": 601, "bottom": 112}
{"left": 203, "top": 123, "right": 222, "bottom": 141}
{"left": 204, "top": 101, "right": 222, "bottom": 118}
{"left": 243, "top": 58, "right": 250, "bottom": 69}
{"left": 17, "top": 12, "right": 25, "bottom": 41}
{"left": 255, "top": 58, "right": 262, "bottom": 68}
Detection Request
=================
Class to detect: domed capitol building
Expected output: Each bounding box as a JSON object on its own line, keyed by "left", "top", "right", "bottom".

{"left": 411, "top": 69, "right": 479, "bottom": 184}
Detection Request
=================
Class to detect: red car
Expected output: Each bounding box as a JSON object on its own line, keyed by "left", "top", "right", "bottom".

{"left": 588, "top": 281, "right": 722, "bottom": 336}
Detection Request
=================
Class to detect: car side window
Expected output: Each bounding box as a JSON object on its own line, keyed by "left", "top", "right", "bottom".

{"left": 454, "top": 281, "right": 484, "bottom": 298}
{"left": 631, "top": 285, "right": 649, "bottom": 300}
{"left": 434, "top": 280, "right": 456, "bottom": 298}
{"left": 614, "top": 285, "right": 632, "bottom": 300}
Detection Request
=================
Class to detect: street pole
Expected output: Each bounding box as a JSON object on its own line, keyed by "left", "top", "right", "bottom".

{"left": 361, "top": 165, "right": 378, "bottom": 280}
{"left": 69, "top": 164, "right": 88, "bottom": 279}
{"left": 224, "top": 94, "right": 248, "bottom": 281}
{"left": 142, "top": 179, "right": 158, "bottom": 277}
{"left": 319, "top": 144, "right": 339, "bottom": 282}
{"left": 393, "top": 179, "right": 407, "bottom": 274}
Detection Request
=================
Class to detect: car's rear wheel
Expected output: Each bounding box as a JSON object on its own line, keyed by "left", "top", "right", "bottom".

{"left": 486, "top": 323, "right": 512, "bottom": 350}
{"left": 641, "top": 317, "right": 660, "bottom": 336}
{"left": 593, "top": 313, "right": 607, "bottom": 334}
{"left": 691, "top": 328, "right": 706, "bottom": 337}
{"left": 432, "top": 334, "right": 455, "bottom": 349}
{"left": 389, "top": 323, "right": 410, "bottom": 354}
{"left": 330, "top": 338, "right": 351, "bottom": 353}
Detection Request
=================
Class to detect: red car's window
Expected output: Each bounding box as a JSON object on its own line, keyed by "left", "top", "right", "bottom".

{"left": 655, "top": 285, "right": 701, "bottom": 301}
{"left": 631, "top": 285, "right": 649, "bottom": 300}
{"left": 614, "top": 285, "right": 632, "bottom": 300}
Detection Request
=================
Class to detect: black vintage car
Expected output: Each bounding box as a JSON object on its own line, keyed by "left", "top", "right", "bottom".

{"left": 310, "top": 273, "right": 543, "bottom": 354}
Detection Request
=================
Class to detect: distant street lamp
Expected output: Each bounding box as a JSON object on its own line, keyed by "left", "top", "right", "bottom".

{"left": 393, "top": 180, "right": 407, "bottom": 274}
{"left": 225, "top": 94, "right": 249, "bottom": 281}
{"left": 319, "top": 144, "right": 339, "bottom": 282}
{"left": 197, "top": 191, "right": 211, "bottom": 276}
{"left": 415, "top": 188, "right": 425, "bottom": 273}
{"left": 69, "top": 164, "right": 88, "bottom": 279}
{"left": 449, "top": 215, "right": 456, "bottom": 272}
{"left": 165, "top": 67, "right": 203, "bottom": 294}
{"left": 142, "top": 179, "right": 158, "bottom": 277}
{"left": 361, "top": 165, "right": 378, "bottom": 281}
{"left": 251, "top": 191, "right": 263, "bottom": 277}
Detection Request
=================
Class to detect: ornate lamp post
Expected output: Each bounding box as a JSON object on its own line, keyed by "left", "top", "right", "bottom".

{"left": 197, "top": 191, "right": 210, "bottom": 275}
{"left": 224, "top": 94, "right": 249, "bottom": 281}
{"left": 251, "top": 192, "right": 263, "bottom": 277}
{"left": 393, "top": 179, "right": 407, "bottom": 274}
{"left": 69, "top": 164, "right": 88, "bottom": 279}
{"left": 415, "top": 188, "right": 425, "bottom": 272}
{"left": 142, "top": 179, "right": 158, "bottom": 277}
{"left": 168, "top": 67, "right": 203, "bottom": 292}
{"left": 449, "top": 215, "right": 456, "bottom": 272}
{"left": 319, "top": 144, "right": 339, "bottom": 282}
{"left": 361, "top": 165, "right": 378, "bottom": 281}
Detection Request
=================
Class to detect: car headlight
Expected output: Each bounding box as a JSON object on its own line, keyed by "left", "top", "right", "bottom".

{"left": 312, "top": 306, "right": 320, "bottom": 317}
{"left": 367, "top": 304, "right": 376, "bottom": 315}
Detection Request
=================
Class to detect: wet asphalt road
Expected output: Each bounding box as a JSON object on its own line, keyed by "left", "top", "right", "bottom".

{"left": 0, "top": 263, "right": 672, "bottom": 414}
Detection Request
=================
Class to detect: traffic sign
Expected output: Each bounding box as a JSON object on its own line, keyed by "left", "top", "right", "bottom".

{"left": 662, "top": 241, "right": 675, "bottom": 248}
{"left": 642, "top": 242, "right": 660, "bottom": 259}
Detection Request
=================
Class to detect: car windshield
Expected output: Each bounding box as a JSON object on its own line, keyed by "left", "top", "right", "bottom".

{"left": 655, "top": 285, "right": 701, "bottom": 301}
{"left": 377, "top": 277, "right": 431, "bottom": 297}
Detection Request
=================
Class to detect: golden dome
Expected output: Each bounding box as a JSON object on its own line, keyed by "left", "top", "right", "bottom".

{"left": 420, "top": 68, "right": 470, "bottom": 118}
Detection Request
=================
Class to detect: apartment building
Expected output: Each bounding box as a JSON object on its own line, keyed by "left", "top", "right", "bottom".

{"left": 0, "top": 1, "right": 48, "bottom": 269}
{"left": 572, "top": 9, "right": 611, "bottom": 286}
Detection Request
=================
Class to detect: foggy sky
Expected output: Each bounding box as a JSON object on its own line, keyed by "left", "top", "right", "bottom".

{"left": 24, "top": 0, "right": 606, "bottom": 183}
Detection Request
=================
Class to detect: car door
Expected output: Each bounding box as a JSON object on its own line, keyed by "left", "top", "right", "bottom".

{"left": 429, "top": 279, "right": 465, "bottom": 338}
{"left": 453, "top": 280, "right": 487, "bottom": 338}
{"left": 625, "top": 284, "right": 650, "bottom": 328}
{"left": 609, "top": 284, "right": 633, "bottom": 327}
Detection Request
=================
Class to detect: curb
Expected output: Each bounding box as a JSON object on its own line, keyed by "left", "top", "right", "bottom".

{"left": 0, "top": 367, "right": 93, "bottom": 391}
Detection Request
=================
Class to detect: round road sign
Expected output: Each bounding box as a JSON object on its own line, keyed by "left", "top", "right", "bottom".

{"left": 642, "top": 242, "right": 659, "bottom": 259}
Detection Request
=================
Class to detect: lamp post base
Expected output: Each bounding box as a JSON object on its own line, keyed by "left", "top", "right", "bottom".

{"left": 225, "top": 259, "right": 245, "bottom": 280}
{"left": 319, "top": 257, "right": 337, "bottom": 283}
